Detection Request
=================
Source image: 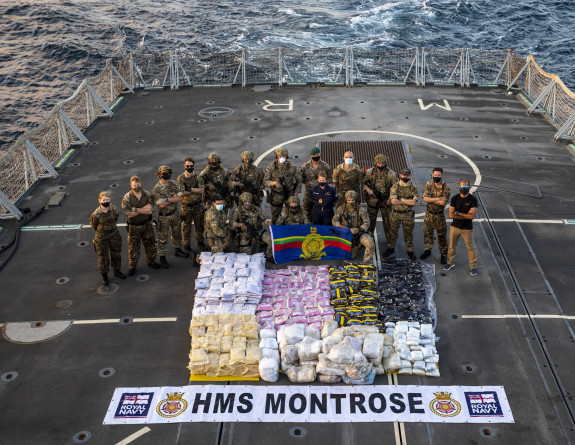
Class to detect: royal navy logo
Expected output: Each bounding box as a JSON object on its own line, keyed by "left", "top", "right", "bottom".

{"left": 464, "top": 391, "right": 504, "bottom": 417}
{"left": 429, "top": 391, "right": 462, "bottom": 417}
{"left": 114, "top": 392, "right": 154, "bottom": 419}
{"left": 156, "top": 392, "right": 188, "bottom": 418}
{"left": 300, "top": 226, "right": 326, "bottom": 260}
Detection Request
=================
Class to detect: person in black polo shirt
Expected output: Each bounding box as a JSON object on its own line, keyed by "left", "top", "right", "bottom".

{"left": 311, "top": 172, "right": 338, "bottom": 225}
{"left": 444, "top": 179, "right": 478, "bottom": 276}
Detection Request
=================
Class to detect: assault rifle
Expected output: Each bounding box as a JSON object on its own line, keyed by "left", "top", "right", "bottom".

{"left": 364, "top": 178, "right": 386, "bottom": 203}
{"left": 278, "top": 175, "right": 291, "bottom": 201}
{"left": 202, "top": 172, "right": 228, "bottom": 202}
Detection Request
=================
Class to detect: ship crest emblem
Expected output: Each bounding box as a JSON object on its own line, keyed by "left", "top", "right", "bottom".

{"left": 156, "top": 392, "right": 188, "bottom": 418}
{"left": 299, "top": 226, "right": 326, "bottom": 260}
{"left": 429, "top": 392, "right": 462, "bottom": 417}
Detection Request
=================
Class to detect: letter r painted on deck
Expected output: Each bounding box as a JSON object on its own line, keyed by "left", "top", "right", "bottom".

{"left": 417, "top": 99, "right": 452, "bottom": 111}
{"left": 263, "top": 100, "right": 294, "bottom": 112}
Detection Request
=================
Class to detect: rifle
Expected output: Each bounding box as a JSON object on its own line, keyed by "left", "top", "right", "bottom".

{"left": 278, "top": 175, "right": 291, "bottom": 201}
{"left": 364, "top": 178, "right": 386, "bottom": 203}
{"left": 202, "top": 172, "right": 228, "bottom": 202}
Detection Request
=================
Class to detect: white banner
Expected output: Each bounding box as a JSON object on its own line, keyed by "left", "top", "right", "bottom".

{"left": 103, "top": 385, "right": 513, "bottom": 424}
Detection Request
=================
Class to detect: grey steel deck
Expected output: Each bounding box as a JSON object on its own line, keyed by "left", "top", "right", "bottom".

{"left": 1, "top": 84, "right": 575, "bottom": 444}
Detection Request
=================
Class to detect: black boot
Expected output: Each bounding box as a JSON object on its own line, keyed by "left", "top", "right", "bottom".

{"left": 114, "top": 270, "right": 126, "bottom": 279}
{"left": 101, "top": 273, "right": 109, "bottom": 286}
{"left": 128, "top": 267, "right": 136, "bottom": 276}
{"left": 160, "top": 256, "right": 169, "bottom": 268}
{"left": 147, "top": 260, "right": 161, "bottom": 269}
{"left": 175, "top": 248, "right": 190, "bottom": 258}
{"left": 440, "top": 255, "right": 447, "bottom": 264}
{"left": 407, "top": 252, "right": 416, "bottom": 261}
{"left": 420, "top": 250, "right": 431, "bottom": 260}
{"left": 382, "top": 248, "right": 395, "bottom": 258}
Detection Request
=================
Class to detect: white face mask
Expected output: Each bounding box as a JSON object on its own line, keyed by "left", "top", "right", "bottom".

{"left": 215, "top": 204, "right": 224, "bottom": 211}
{"left": 279, "top": 157, "right": 286, "bottom": 164}
{"left": 344, "top": 158, "right": 353, "bottom": 166}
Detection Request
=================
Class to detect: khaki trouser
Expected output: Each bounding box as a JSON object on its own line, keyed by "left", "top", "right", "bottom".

{"left": 447, "top": 226, "right": 477, "bottom": 269}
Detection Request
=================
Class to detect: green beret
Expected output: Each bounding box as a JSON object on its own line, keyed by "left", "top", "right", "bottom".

{"left": 310, "top": 146, "right": 320, "bottom": 155}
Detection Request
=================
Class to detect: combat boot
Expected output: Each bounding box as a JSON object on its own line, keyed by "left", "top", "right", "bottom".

{"left": 407, "top": 252, "right": 416, "bottom": 261}
{"left": 160, "top": 256, "right": 169, "bottom": 268}
{"left": 101, "top": 273, "right": 109, "bottom": 286}
{"left": 128, "top": 268, "right": 136, "bottom": 276}
{"left": 440, "top": 255, "right": 447, "bottom": 264}
{"left": 114, "top": 270, "right": 126, "bottom": 279}
{"left": 382, "top": 248, "right": 395, "bottom": 258}
{"left": 420, "top": 250, "right": 431, "bottom": 260}
{"left": 175, "top": 248, "right": 190, "bottom": 258}
{"left": 147, "top": 259, "right": 161, "bottom": 269}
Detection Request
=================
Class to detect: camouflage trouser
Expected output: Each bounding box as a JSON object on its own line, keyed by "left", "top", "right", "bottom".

{"left": 303, "top": 190, "right": 313, "bottom": 219}
{"left": 262, "top": 231, "right": 273, "bottom": 259}
{"left": 351, "top": 233, "right": 375, "bottom": 264}
{"left": 236, "top": 231, "right": 265, "bottom": 255}
{"left": 423, "top": 212, "right": 448, "bottom": 255}
{"left": 367, "top": 205, "right": 391, "bottom": 240}
{"left": 270, "top": 205, "right": 284, "bottom": 225}
{"left": 388, "top": 210, "right": 415, "bottom": 252}
{"left": 127, "top": 221, "right": 156, "bottom": 268}
{"left": 208, "top": 236, "right": 231, "bottom": 253}
{"left": 94, "top": 230, "right": 122, "bottom": 273}
{"left": 157, "top": 211, "right": 182, "bottom": 256}
{"left": 181, "top": 203, "right": 205, "bottom": 247}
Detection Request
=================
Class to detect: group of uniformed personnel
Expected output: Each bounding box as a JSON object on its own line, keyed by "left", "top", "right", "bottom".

{"left": 90, "top": 145, "right": 455, "bottom": 286}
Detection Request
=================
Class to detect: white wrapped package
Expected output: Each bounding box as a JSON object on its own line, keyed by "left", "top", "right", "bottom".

{"left": 351, "top": 325, "right": 379, "bottom": 333}
{"left": 321, "top": 320, "right": 339, "bottom": 339}
{"left": 395, "top": 322, "right": 408, "bottom": 334}
{"left": 318, "top": 374, "right": 342, "bottom": 384}
{"left": 322, "top": 336, "right": 340, "bottom": 354}
{"left": 398, "top": 367, "right": 413, "bottom": 375}
{"left": 298, "top": 337, "right": 322, "bottom": 361}
{"left": 426, "top": 368, "right": 441, "bottom": 377}
{"left": 304, "top": 326, "right": 321, "bottom": 340}
{"left": 260, "top": 337, "right": 278, "bottom": 350}
{"left": 420, "top": 323, "right": 433, "bottom": 339}
{"left": 195, "top": 277, "right": 211, "bottom": 289}
{"left": 426, "top": 354, "right": 440, "bottom": 364}
{"left": 383, "top": 334, "right": 394, "bottom": 346}
{"left": 422, "top": 346, "right": 437, "bottom": 359}
{"left": 410, "top": 350, "right": 424, "bottom": 361}
{"left": 383, "top": 352, "right": 402, "bottom": 373}
{"left": 316, "top": 360, "right": 346, "bottom": 376}
{"left": 281, "top": 345, "right": 299, "bottom": 365}
{"left": 345, "top": 352, "right": 372, "bottom": 380}
{"left": 413, "top": 367, "right": 426, "bottom": 376}
{"left": 400, "top": 359, "right": 412, "bottom": 368}
{"left": 286, "top": 365, "right": 316, "bottom": 383}
{"left": 262, "top": 348, "right": 280, "bottom": 362}
{"left": 382, "top": 345, "right": 393, "bottom": 359}
{"left": 283, "top": 324, "right": 305, "bottom": 345}
{"left": 399, "top": 347, "right": 411, "bottom": 361}
{"left": 425, "top": 362, "right": 438, "bottom": 372}
{"left": 342, "top": 335, "right": 363, "bottom": 351}
{"left": 259, "top": 357, "right": 279, "bottom": 382}
{"left": 363, "top": 333, "right": 384, "bottom": 360}
{"left": 327, "top": 343, "right": 354, "bottom": 365}
{"left": 260, "top": 328, "right": 277, "bottom": 339}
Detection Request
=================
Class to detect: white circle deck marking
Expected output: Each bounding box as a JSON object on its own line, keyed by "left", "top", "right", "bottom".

{"left": 255, "top": 130, "right": 482, "bottom": 193}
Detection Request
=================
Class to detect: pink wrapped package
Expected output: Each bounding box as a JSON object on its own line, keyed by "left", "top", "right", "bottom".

{"left": 291, "top": 316, "right": 307, "bottom": 325}
{"left": 274, "top": 308, "right": 290, "bottom": 317}
{"left": 305, "top": 307, "right": 321, "bottom": 318}
{"left": 291, "top": 308, "right": 305, "bottom": 317}
{"left": 260, "top": 319, "right": 275, "bottom": 329}
{"left": 302, "top": 298, "right": 317, "bottom": 307}
{"left": 308, "top": 321, "right": 323, "bottom": 331}
{"left": 257, "top": 303, "right": 274, "bottom": 312}
{"left": 257, "top": 310, "right": 273, "bottom": 319}
{"left": 275, "top": 314, "right": 290, "bottom": 326}
{"left": 307, "top": 315, "right": 324, "bottom": 325}
{"left": 288, "top": 298, "right": 302, "bottom": 308}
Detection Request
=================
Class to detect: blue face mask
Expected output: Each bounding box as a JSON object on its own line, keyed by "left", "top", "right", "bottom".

{"left": 215, "top": 204, "right": 224, "bottom": 211}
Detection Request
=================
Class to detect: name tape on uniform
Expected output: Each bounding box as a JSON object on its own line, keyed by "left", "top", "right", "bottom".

{"left": 103, "top": 385, "right": 513, "bottom": 424}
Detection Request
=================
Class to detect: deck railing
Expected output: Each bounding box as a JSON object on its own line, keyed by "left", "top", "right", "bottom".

{"left": 1, "top": 48, "right": 574, "bottom": 219}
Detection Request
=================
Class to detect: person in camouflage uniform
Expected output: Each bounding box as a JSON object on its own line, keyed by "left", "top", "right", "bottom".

{"left": 267, "top": 196, "right": 309, "bottom": 261}
{"left": 263, "top": 147, "right": 303, "bottom": 224}
{"left": 363, "top": 154, "right": 397, "bottom": 239}
{"left": 420, "top": 167, "right": 450, "bottom": 264}
{"left": 89, "top": 191, "right": 125, "bottom": 285}
{"left": 152, "top": 165, "right": 190, "bottom": 268}
{"left": 228, "top": 151, "right": 265, "bottom": 207}
{"left": 300, "top": 145, "right": 333, "bottom": 220}
{"left": 230, "top": 192, "right": 268, "bottom": 255}
{"left": 204, "top": 194, "right": 232, "bottom": 253}
{"left": 177, "top": 157, "right": 206, "bottom": 251}
{"left": 200, "top": 152, "right": 231, "bottom": 208}
{"left": 383, "top": 168, "right": 419, "bottom": 260}
{"left": 333, "top": 151, "right": 364, "bottom": 207}
{"left": 332, "top": 190, "right": 375, "bottom": 264}
{"left": 121, "top": 176, "right": 161, "bottom": 276}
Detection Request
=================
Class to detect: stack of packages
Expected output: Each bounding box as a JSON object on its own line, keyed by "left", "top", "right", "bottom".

{"left": 262, "top": 320, "right": 388, "bottom": 384}
{"left": 381, "top": 321, "right": 439, "bottom": 377}
{"left": 187, "top": 313, "right": 262, "bottom": 378}
{"left": 377, "top": 258, "right": 434, "bottom": 325}
{"left": 193, "top": 252, "right": 266, "bottom": 316}
{"left": 328, "top": 263, "right": 381, "bottom": 330}
{"left": 256, "top": 266, "right": 334, "bottom": 331}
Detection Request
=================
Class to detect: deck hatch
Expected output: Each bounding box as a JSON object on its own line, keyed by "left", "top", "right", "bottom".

{"left": 319, "top": 140, "right": 411, "bottom": 173}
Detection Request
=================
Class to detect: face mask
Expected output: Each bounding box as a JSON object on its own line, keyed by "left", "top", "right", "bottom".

{"left": 279, "top": 157, "right": 286, "bottom": 164}
{"left": 460, "top": 186, "right": 470, "bottom": 195}
{"left": 400, "top": 176, "right": 409, "bottom": 183}
{"left": 101, "top": 202, "right": 110, "bottom": 208}
{"left": 209, "top": 162, "right": 219, "bottom": 169}
{"left": 243, "top": 159, "right": 252, "bottom": 166}
{"left": 133, "top": 186, "right": 141, "bottom": 192}
{"left": 215, "top": 204, "right": 224, "bottom": 211}
{"left": 346, "top": 203, "right": 355, "bottom": 211}
{"left": 377, "top": 166, "right": 386, "bottom": 172}
{"left": 185, "top": 166, "right": 194, "bottom": 173}
{"left": 290, "top": 206, "right": 299, "bottom": 213}
{"left": 318, "top": 181, "right": 326, "bottom": 187}
{"left": 312, "top": 156, "right": 321, "bottom": 162}
{"left": 344, "top": 158, "right": 353, "bottom": 166}
{"left": 161, "top": 172, "right": 171, "bottom": 180}
{"left": 433, "top": 177, "right": 441, "bottom": 183}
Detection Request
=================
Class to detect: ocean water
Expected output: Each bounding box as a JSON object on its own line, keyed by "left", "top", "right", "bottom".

{"left": 1, "top": 0, "right": 574, "bottom": 151}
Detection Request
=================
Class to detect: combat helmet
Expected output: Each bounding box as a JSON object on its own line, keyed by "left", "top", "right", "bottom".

{"left": 374, "top": 154, "right": 388, "bottom": 165}
{"left": 239, "top": 192, "right": 253, "bottom": 203}
{"left": 156, "top": 165, "right": 172, "bottom": 177}
{"left": 287, "top": 196, "right": 300, "bottom": 206}
{"left": 207, "top": 152, "right": 221, "bottom": 162}
{"left": 345, "top": 190, "right": 358, "bottom": 200}
{"left": 241, "top": 151, "right": 254, "bottom": 161}
{"left": 275, "top": 147, "right": 288, "bottom": 158}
